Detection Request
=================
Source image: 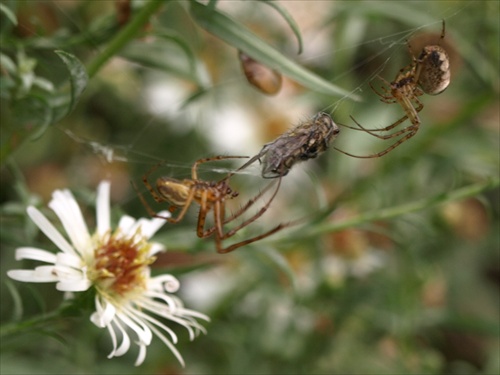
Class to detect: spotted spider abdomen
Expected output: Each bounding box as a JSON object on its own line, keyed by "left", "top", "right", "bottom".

{"left": 417, "top": 45, "right": 450, "bottom": 95}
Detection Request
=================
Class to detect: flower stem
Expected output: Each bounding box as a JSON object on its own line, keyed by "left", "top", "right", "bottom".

{"left": 86, "top": 0, "right": 164, "bottom": 78}
{"left": 0, "top": 308, "right": 63, "bottom": 339}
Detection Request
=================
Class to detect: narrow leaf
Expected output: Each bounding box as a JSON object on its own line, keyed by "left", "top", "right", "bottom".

{"left": 261, "top": 0, "right": 303, "bottom": 54}
{"left": 190, "top": 2, "right": 360, "bottom": 100}
{"left": 54, "top": 50, "right": 89, "bottom": 115}
{"left": 0, "top": 3, "right": 18, "bottom": 26}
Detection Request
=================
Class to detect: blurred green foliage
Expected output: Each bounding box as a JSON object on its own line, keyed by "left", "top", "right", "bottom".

{"left": 1, "top": 1, "right": 499, "bottom": 374}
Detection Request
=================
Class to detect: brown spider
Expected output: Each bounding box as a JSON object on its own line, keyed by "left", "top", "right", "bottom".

{"left": 134, "top": 156, "right": 290, "bottom": 254}
{"left": 335, "top": 20, "right": 451, "bottom": 158}
{"left": 238, "top": 112, "right": 340, "bottom": 178}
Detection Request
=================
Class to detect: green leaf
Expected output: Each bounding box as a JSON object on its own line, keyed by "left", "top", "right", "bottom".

{"left": 121, "top": 31, "right": 202, "bottom": 85}
{"left": 190, "top": 1, "right": 360, "bottom": 100}
{"left": 0, "top": 53, "right": 16, "bottom": 74}
{"left": 54, "top": 50, "right": 89, "bottom": 116}
{"left": 0, "top": 3, "right": 18, "bottom": 26}
{"left": 155, "top": 29, "right": 198, "bottom": 76}
{"left": 260, "top": 0, "right": 303, "bottom": 54}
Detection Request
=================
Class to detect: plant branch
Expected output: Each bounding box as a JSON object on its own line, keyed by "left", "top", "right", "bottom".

{"left": 86, "top": 0, "right": 164, "bottom": 78}
{"left": 277, "top": 177, "right": 500, "bottom": 244}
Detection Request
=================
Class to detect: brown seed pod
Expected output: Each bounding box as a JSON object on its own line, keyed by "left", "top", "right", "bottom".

{"left": 239, "top": 51, "right": 282, "bottom": 95}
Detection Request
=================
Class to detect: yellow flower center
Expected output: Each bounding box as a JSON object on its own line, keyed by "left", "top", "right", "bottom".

{"left": 90, "top": 230, "right": 155, "bottom": 299}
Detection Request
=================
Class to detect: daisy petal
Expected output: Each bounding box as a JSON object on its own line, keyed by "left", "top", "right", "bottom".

{"left": 7, "top": 269, "right": 59, "bottom": 283}
{"left": 140, "top": 211, "right": 170, "bottom": 239}
{"left": 112, "top": 319, "right": 131, "bottom": 357}
{"left": 9, "top": 181, "right": 208, "bottom": 367}
{"left": 14, "top": 247, "right": 57, "bottom": 263}
{"left": 96, "top": 181, "right": 111, "bottom": 237}
{"left": 56, "top": 279, "right": 92, "bottom": 292}
{"left": 118, "top": 215, "right": 136, "bottom": 234}
{"left": 134, "top": 343, "right": 147, "bottom": 367}
{"left": 49, "top": 190, "right": 91, "bottom": 256}
{"left": 27, "top": 207, "right": 76, "bottom": 256}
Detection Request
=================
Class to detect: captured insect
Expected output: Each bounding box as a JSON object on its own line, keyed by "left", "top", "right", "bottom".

{"left": 239, "top": 112, "right": 340, "bottom": 178}
{"left": 335, "top": 20, "right": 451, "bottom": 158}
{"left": 134, "top": 156, "right": 290, "bottom": 254}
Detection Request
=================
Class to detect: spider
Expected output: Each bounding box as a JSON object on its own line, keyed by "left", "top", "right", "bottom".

{"left": 238, "top": 112, "right": 340, "bottom": 178}
{"left": 335, "top": 20, "right": 451, "bottom": 159}
{"left": 134, "top": 155, "right": 290, "bottom": 254}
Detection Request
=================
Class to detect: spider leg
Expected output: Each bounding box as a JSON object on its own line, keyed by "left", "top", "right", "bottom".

{"left": 196, "top": 190, "right": 212, "bottom": 237}
{"left": 334, "top": 128, "right": 418, "bottom": 159}
{"left": 343, "top": 113, "right": 410, "bottom": 134}
{"left": 132, "top": 181, "right": 172, "bottom": 220}
{"left": 134, "top": 179, "right": 197, "bottom": 223}
{"left": 168, "top": 187, "right": 197, "bottom": 223}
{"left": 219, "top": 178, "right": 281, "bottom": 240}
{"left": 222, "top": 153, "right": 263, "bottom": 182}
{"left": 201, "top": 178, "right": 280, "bottom": 238}
{"left": 214, "top": 177, "right": 296, "bottom": 254}
{"left": 217, "top": 221, "right": 293, "bottom": 254}
{"left": 348, "top": 115, "right": 416, "bottom": 139}
{"left": 369, "top": 78, "right": 395, "bottom": 102}
{"left": 192, "top": 155, "right": 249, "bottom": 180}
{"left": 398, "top": 93, "right": 423, "bottom": 128}
{"left": 142, "top": 162, "right": 168, "bottom": 204}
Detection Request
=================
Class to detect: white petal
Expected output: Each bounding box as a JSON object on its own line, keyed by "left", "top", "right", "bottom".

{"left": 27, "top": 207, "right": 76, "bottom": 256}
{"left": 112, "top": 318, "right": 131, "bottom": 357}
{"left": 140, "top": 212, "right": 170, "bottom": 239}
{"left": 105, "top": 320, "right": 119, "bottom": 358}
{"left": 55, "top": 252, "right": 84, "bottom": 269}
{"left": 91, "top": 296, "right": 117, "bottom": 327}
{"left": 142, "top": 291, "right": 179, "bottom": 310}
{"left": 150, "top": 274, "right": 180, "bottom": 293}
{"left": 118, "top": 309, "right": 153, "bottom": 346}
{"left": 7, "top": 268, "right": 59, "bottom": 283}
{"left": 131, "top": 305, "right": 179, "bottom": 343}
{"left": 96, "top": 181, "right": 111, "bottom": 237}
{"left": 14, "top": 247, "right": 57, "bottom": 263}
{"left": 49, "top": 190, "right": 91, "bottom": 256}
{"left": 56, "top": 279, "right": 91, "bottom": 292}
{"left": 118, "top": 215, "right": 136, "bottom": 234}
{"left": 148, "top": 243, "right": 165, "bottom": 256}
{"left": 148, "top": 323, "right": 185, "bottom": 367}
{"left": 134, "top": 343, "right": 147, "bottom": 367}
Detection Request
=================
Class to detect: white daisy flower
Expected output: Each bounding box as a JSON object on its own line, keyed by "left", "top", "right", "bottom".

{"left": 7, "top": 181, "right": 209, "bottom": 367}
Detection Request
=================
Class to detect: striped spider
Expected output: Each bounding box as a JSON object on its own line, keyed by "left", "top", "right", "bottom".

{"left": 135, "top": 156, "right": 288, "bottom": 254}
{"left": 335, "top": 20, "right": 450, "bottom": 158}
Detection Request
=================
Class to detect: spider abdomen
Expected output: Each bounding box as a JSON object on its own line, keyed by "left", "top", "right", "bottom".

{"left": 156, "top": 177, "right": 193, "bottom": 206}
{"left": 417, "top": 45, "right": 450, "bottom": 95}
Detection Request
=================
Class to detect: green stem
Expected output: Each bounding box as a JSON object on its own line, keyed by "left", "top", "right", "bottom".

{"left": 278, "top": 177, "right": 500, "bottom": 243}
{"left": 86, "top": 0, "right": 164, "bottom": 78}
{"left": 0, "top": 308, "right": 63, "bottom": 338}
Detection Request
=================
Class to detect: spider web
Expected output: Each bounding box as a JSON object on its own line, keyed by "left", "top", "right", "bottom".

{"left": 13, "top": 1, "right": 470, "bottom": 205}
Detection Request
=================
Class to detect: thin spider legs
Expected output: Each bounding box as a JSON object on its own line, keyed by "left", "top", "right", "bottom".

{"left": 133, "top": 176, "right": 196, "bottom": 222}
{"left": 135, "top": 155, "right": 291, "bottom": 253}
{"left": 334, "top": 93, "right": 423, "bottom": 159}
{"left": 201, "top": 178, "right": 280, "bottom": 237}
{"left": 192, "top": 155, "right": 249, "bottom": 180}
{"left": 215, "top": 178, "right": 282, "bottom": 240}
{"left": 214, "top": 179, "right": 295, "bottom": 254}
{"left": 334, "top": 129, "right": 418, "bottom": 159}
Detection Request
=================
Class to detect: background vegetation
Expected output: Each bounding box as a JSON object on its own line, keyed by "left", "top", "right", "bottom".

{"left": 1, "top": 1, "right": 499, "bottom": 374}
